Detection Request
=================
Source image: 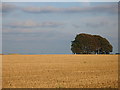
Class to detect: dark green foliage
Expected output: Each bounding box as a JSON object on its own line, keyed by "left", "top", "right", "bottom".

{"left": 71, "top": 33, "right": 113, "bottom": 54}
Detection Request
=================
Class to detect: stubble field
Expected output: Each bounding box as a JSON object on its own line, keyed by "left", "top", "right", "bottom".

{"left": 2, "top": 55, "right": 118, "bottom": 88}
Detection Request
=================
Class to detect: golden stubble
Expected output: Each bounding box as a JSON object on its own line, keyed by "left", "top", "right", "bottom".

{"left": 2, "top": 55, "right": 118, "bottom": 88}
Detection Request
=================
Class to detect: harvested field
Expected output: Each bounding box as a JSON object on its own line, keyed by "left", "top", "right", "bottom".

{"left": 2, "top": 55, "right": 118, "bottom": 88}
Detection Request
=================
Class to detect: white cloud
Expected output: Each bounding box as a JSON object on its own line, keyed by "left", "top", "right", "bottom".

{"left": 22, "top": 4, "right": 118, "bottom": 14}
{"left": 1, "top": 3, "right": 118, "bottom": 14}
{"left": 1, "top": 3, "right": 17, "bottom": 12}
{"left": 4, "top": 20, "right": 65, "bottom": 28}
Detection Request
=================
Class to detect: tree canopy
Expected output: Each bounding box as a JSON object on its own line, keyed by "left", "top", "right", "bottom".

{"left": 71, "top": 33, "right": 113, "bottom": 54}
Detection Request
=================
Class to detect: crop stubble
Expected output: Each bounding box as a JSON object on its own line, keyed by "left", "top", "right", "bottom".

{"left": 2, "top": 55, "right": 118, "bottom": 88}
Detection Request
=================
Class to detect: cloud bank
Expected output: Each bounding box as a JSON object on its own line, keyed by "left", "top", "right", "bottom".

{"left": 22, "top": 4, "right": 117, "bottom": 14}
{"left": 1, "top": 3, "right": 17, "bottom": 12}
{"left": 2, "top": 3, "right": 118, "bottom": 14}
{"left": 4, "top": 20, "right": 65, "bottom": 28}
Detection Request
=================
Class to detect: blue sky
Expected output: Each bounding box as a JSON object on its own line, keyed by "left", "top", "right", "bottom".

{"left": 2, "top": 2, "right": 118, "bottom": 54}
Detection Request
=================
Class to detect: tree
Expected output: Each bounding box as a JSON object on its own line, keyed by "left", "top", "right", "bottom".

{"left": 71, "top": 33, "right": 113, "bottom": 54}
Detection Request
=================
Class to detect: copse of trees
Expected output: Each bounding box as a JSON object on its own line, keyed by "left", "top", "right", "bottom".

{"left": 71, "top": 33, "right": 113, "bottom": 54}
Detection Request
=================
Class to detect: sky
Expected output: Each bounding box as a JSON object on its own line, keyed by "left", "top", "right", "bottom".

{"left": 1, "top": 2, "right": 118, "bottom": 54}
